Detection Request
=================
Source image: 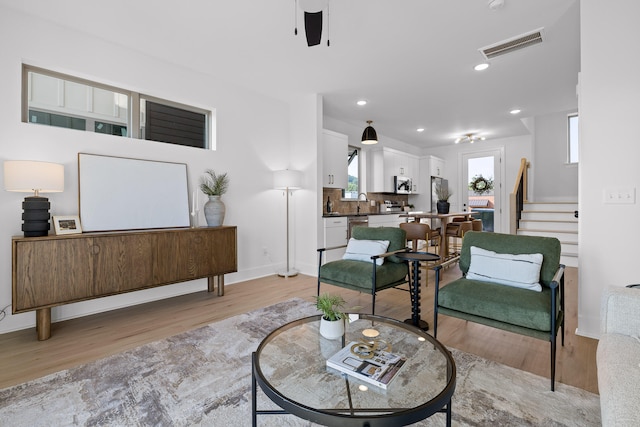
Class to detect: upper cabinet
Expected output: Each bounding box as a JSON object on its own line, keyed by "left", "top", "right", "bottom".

{"left": 322, "top": 129, "right": 348, "bottom": 189}
{"left": 368, "top": 147, "right": 421, "bottom": 193}
{"left": 429, "top": 155, "right": 445, "bottom": 178}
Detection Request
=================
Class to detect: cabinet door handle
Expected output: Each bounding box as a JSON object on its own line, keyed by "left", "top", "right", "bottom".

{"left": 92, "top": 244, "right": 101, "bottom": 255}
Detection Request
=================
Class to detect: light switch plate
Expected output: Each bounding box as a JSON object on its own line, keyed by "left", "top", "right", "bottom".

{"left": 603, "top": 187, "right": 636, "bottom": 204}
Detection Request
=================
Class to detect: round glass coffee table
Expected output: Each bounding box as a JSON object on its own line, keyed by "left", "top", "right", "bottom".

{"left": 252, "top": 314, "right": 456, "bottom": 427}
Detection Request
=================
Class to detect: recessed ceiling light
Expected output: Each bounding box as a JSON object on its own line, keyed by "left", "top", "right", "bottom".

{"left": 510, "top": 109, "right": 521, "bottom": 115}
{"left": 356, "top": 100, "right": 367, "bottom": 106}
{"left": 474, "top": 63, "right": 490, "bottom": 71}
{"left": 416, "top": 128, "right": 425, "bottom": 132}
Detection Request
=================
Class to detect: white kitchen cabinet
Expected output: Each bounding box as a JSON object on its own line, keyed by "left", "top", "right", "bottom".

{"left": 323, "top": 217, "right": 348, "bottom": 263}
{"left": 322, "top": 129, "right": 348, "bottom": 189}
{"left": 408, "top": 156, "right": 420, "bottom": 193}
{"left": 368, "top": 148, "right": 420, "bottom": 193}
{"left": 429, "top": 156, "right": 445, "bottom": 178}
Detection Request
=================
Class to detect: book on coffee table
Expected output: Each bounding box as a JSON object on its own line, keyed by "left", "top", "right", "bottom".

{"left": 326, "top": 341, "right": 406, "bottom": 389}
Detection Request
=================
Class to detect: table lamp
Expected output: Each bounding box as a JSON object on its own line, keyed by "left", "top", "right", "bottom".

{"left": 4, "top": 160, "right": 65, "bottom": 237}
{"left": 273, "top": 169, "right": 302, "bottom": 277}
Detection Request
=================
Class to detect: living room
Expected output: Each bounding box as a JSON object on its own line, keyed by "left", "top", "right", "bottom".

{"left": 0, "top": 1, "right": 638, "bottom": 424}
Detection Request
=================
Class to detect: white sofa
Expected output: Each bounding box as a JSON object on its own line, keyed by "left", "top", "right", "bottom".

{"left": 597, "top": 286, "right": 640, "bottom": 426}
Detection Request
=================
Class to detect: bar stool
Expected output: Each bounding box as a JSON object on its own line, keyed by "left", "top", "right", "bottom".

{"left": 399, "top": 222, "right": 440, "bottom": 254}
{"left": 445, "top": 219, "right": 472, "bottom": 256}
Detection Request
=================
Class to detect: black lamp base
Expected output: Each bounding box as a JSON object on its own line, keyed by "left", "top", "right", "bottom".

{"left": 22, "top": 196, "right": 51, "bottom": 237}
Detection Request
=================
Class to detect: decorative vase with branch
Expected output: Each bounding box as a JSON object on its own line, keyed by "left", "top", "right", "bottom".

{"left": 200, "top": 169, "right": 229, "bottom": 226}
{"left": 435, "top": 185, "right": 452, "bottom": 214}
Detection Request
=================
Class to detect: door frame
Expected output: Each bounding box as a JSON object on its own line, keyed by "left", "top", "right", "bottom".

{"left": 458, "top": 147, "right": 505, "bottom": 233}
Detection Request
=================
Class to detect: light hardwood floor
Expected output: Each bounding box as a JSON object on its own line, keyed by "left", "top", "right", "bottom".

{"left": 0, "top": 264, "right": 598, "bottom": 394}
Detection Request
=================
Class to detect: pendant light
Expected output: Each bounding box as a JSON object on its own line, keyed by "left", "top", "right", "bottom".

{"left": 361, "top": 120, "right": 378, "bottom": 144}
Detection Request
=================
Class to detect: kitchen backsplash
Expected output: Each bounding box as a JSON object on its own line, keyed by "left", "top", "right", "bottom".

{"left": 322, "top": 188, "right": 409, "bottom": 215}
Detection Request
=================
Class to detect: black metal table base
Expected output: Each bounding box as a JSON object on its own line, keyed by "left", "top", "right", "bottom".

{"left": 397, "top": 251, "right": 439, "bottom": 331}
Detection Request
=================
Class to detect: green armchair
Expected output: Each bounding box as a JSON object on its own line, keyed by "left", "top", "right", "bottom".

{"left": 317, "top": 226, "right": 409, "bottom": 315}
{"left": 433, "top": 231, "right": 565, "bottom": 391}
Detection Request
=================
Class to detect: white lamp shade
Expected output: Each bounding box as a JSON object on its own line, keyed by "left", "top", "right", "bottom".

{"left": 4, "top": 160, "right": 64, "bottom": 193}
{"left": 273, "top": 169, "right": 303, "bottom": 190}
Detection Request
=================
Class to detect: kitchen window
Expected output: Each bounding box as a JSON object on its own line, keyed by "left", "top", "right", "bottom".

{"left": 22, "top": 65, "right": 213, "bottom": 149}
{"left": 344, "top": 146, "right": 360, "bottom": 199}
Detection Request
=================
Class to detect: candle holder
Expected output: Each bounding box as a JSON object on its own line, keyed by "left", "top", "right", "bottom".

{"left": 190, "top": 208, "right": 200, "bottom": 228}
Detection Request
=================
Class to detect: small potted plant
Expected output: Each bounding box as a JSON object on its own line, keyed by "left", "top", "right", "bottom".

{"left": 435, "top": 185, "right": 452, "bottom": 214}
{"left": 316, "top": 293, "right": 347, "bottom": 340}
{"left": 200, "top": 169, "right": 229, "bottom": 226}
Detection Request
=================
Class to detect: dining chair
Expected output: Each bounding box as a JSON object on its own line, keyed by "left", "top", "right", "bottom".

{"left": 399, "top": 222, "right": 440, "bottom": 254}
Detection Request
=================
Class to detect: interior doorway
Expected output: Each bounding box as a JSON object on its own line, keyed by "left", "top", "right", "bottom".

{"left": 461, "top": 149, "right": 503, "bottom": 233}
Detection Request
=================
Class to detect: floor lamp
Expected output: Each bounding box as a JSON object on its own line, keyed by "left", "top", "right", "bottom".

{"left": 273, "top": 169, "right": 302, "bottom": 277}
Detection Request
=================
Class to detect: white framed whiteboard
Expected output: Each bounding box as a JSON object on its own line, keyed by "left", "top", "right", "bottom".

{"left": 78, "top": 153, "right": 190, "bottom": 232}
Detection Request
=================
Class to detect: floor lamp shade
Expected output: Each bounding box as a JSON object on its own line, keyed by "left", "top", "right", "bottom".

{"left": 273, "top": 169, "right": 303, "bottom": 277}
{"left": 4, "top": 160, "right": 65, "bottom": 237}
{"left": 273, "top": 169, "right": 303, "bottom": 190}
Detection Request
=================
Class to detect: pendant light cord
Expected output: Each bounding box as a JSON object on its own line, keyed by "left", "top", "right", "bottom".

{"left": 294, "top": 0, "right": 298, "bottom": 35}
{"left": 327, "top": 0, "right": 330, "bottom": 46}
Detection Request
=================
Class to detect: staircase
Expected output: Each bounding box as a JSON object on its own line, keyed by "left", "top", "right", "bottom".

{"left": 516, "top": 201, "right": 578, "bottom": 268}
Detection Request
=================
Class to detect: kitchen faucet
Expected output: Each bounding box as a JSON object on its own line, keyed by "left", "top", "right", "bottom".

{"left": 356, "top": 193, "right": 368, "bottom": 214}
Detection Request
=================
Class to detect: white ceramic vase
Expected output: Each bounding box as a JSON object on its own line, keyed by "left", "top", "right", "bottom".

{"left": 204, "top": 195, "right": 225, "bottom": 226}
{"left": 319, "top": 317, "right": 345, "bottom": 340}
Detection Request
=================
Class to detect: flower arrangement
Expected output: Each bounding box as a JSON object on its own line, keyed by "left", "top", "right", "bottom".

{"left": 435, "top": 185, "right": 453, "bottom": 202}
{"left": 469, "top": 175, "right": 494, "bottom": 195}
{"left": 200, "top": 169, "right": 229, "bottom": 196}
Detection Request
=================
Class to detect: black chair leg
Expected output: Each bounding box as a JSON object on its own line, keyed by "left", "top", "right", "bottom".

{"left": 550, "top": 337, "right": 556, "bottom": 391}
{"left": 371, "top": 292, "right": 376, "bottom": 316}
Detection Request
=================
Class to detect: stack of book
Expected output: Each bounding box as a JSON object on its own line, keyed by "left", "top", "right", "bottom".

{"left": 326, "top": 341, "right": 406, "bottom": 389}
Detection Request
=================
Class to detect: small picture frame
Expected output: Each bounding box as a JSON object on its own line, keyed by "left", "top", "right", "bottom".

{"left": 53, "top": 215, "right": 83, "bottom": 235}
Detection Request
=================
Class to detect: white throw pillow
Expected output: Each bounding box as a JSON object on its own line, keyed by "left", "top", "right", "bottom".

{"left": 342, "top": 238, "right": 391, "bottom": 266}
{"left": 466, "top": 246, "right": 543, "bottom": 292}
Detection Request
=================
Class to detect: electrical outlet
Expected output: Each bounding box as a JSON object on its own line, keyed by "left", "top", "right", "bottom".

{"left": 262, "top": 247, "right": 268, "bottom": 256}
{"left": 603, "top": 187, "right": 636, "bottom": 204}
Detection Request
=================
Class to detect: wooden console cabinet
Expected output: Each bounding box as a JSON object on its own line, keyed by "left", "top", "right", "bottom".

{"left": 12, "top": 226, "right": 237, "bottom": 340}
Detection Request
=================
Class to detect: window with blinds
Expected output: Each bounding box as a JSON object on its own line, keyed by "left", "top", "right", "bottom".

{"left": 23, "top": 65, "right": 212, "bottom": 149}
{"left": 142, "top": 100, "right": 206, "bottom": 148}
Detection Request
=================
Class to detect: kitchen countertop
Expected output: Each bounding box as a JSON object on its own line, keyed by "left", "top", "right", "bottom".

{"left": 322, "top": 212, "right": 408, "bottom": 218}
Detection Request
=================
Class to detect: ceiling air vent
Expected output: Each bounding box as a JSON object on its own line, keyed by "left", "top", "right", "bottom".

{"left": 479, "top": 28, "right": 544, "bottom": 60}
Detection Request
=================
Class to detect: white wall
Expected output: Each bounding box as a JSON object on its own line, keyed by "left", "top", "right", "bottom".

{"left": 0, "top": 8, "right": 318, "bottom": 333}
{"left": 532, "top": 110, "right": 579, "bottom": 202}
{"left": 577, "top": 0, "right": 640, "bottom": 338}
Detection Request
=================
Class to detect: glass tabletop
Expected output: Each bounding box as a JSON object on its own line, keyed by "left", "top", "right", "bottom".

{"left": 253, "top": 314, "right": 456, "bottom": 427}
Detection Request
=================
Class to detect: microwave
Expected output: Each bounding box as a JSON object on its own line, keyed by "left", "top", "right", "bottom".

{"left": 394, "top": 176, "right": 412, "bottom": 194}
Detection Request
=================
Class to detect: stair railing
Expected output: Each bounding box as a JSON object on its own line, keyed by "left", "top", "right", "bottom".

{"left": 509, "top": 158, "right": 530, "bottom": 234}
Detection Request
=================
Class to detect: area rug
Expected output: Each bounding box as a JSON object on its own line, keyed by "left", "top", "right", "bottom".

{"left": 0, "top": 298, "right": 600, "bottom": 426}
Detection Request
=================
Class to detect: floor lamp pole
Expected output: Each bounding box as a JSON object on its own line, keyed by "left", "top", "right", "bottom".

{"left": 278, "top": 186, "right": 298, "bottom": 277}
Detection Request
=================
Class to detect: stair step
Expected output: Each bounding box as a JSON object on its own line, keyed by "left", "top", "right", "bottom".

{"left": 524, "top": 201, "right": 578, "bottom": 211}
{"left": 517, "top": 229, "right": 578, "bottom": 242}
{"left": 521, "top": 211, "right": 578, "bottom": 221}
{"left": 518, "top": 219, "right": 578, "bottom": 232}
{"left": 561, "top": 254, "right": 578, "bottom": 268}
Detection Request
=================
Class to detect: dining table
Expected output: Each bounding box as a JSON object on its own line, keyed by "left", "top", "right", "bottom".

{"left": 399, "top": 211, "right": 478, "bottom": 259}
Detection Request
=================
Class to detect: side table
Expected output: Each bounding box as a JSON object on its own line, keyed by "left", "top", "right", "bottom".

{"left": 395, "top": 251, "right": 440, "bottom": 330}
